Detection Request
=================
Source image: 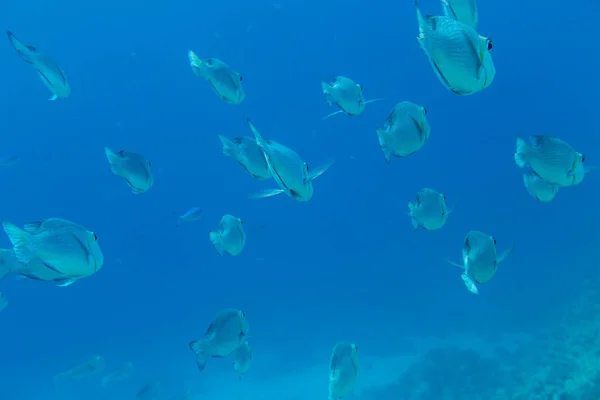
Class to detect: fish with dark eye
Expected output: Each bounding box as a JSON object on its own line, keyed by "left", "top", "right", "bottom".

{"left": 408, "top": 188, "right": 453, "bottom": 231}
{"left": 247, "top": 119, "right": 333, "bottom": 201}
{"left": 415, "top": 0, "right": 494, "bottom": 95}
{"left": 189, "top": 308, "right": 249, "bottom": 372}
{"left": 2, "top": 218, "right": 104, "bottom": 287}
{"left": 233, "top": 340, "right": 253, "bottom": 379}
{"left": 219, "top": 135, "right": 271, "bottom": 180}
{"left": 209, "top": 214, "right": 246, "bottom": 256}
{"left": 53, "top": 355, "right": 106, "bottom": 383}
{"left": 522, "top": 170, "right": 559, "bottom": 203}
{"left": 446, "top": 230, "right": 513, "bottom": 294}
{"left": 329, "top": 342, "right": 359, "bottom": 400}
{"left": 6, "top": 31, "right": 70, "bottom": 100}
{"left": 188, "top": 50, "right": 245, "bottom": 104}
{"left": 441, "top": 0, "right": 478, "bottom": 28}
{"left": 376, "top": 101, "right": 430, "bottom": 163}
{"left": 321, "top": 76, "right": 382, "bottom": 120}
{"left": 105, "top": 147, "right": 154, "bottom": 194}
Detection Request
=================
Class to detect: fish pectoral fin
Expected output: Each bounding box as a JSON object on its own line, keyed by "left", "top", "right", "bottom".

{"left": 48, "top": 94, "right": 58, "bottom": 101}
{"left": 363, "top": 98, "right": 384, "bottom": 105}
{"left": 461, "top": 273, "right": 479, "bottom": 294}
{"left": 307, "top": 160, "right": 333, "bottom": 181}
{"left": 249, "top": 188, "right": 285, "bottom": 199}
{"left": 446, "top": 259, "right": 464, "bottom": 269}
{"left": 496, "top": 243, "right": 515, "bottom": 265}
{"left": 56, "top": 278, "right": 76, "bottom": 287}
{"left": 321, "top": 110, "right": 344, "bottom": 120}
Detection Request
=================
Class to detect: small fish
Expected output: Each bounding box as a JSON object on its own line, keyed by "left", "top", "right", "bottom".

{"left": 189, "top": 308, "right": 249, "bottom": 372}
{"left": 177, "top": 207, "right": 203, "bottom": 226}
{"left": 408, "top": 188, "right": 453, "bottom": 231}
{"left": 209, "top": 214, "right": 245, "bottom": 256}
{"left": 101, "top": 362, "right": 135, "bottom": 388}
{"left": 2, "top": 218, "right": 104, "bottom": 287}
{"left": 376, "top": 101, "right": 430, "bottom": 163}
{"left": 329, "top": 342, "right": 359, "bottom": 400}
{"left": 514, "top": 136, "right": 588, "bottom": 187}
{"left": 247, "top": 119, "right": 332, "bottom": 201}
{"left": 415, "top": 0, "right": 494, "bottom": 95}
{"left": 105, "top": 147, "right": 154, "bottom": 194}
{"left": 218, "top": 135, "right": 271, "bottom": 180}
{"left": 523, "top": 170, "right": 559, "bottom": 203}
{"left": 441, "top": 0, "right": 478, "bottom": 28}
{"left": 54, "top": 355, "right": 106, "bottom": 383}
{"left": 6, "top": 31, "right": 70, "bottom": 100}
{"left": 136, "top": 382, "right": 161, "bottom": 400}
{"left": 321, "top": 76, "right": 382, "bottom": 120}
{"left": 188, "top": 50, "right": 245, "bottom": 104}
{"left": 0, "top": 292, "right": 7, "bottom": 312}
{"left": 447, "top": 230, "right": 513, "bottom": 294}
{"left": 233, "top": 340, "right": 253, "bottom": 378}
{"left": 0, "top": 155, "right": 20, "bottom": 167}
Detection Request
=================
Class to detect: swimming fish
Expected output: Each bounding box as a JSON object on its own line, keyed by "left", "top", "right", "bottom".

{"left": 447, "top": 230, "right": 513, "bottom": 294}
{"left": 6, "top": 31, "right": 70, "bottom": 100}
{"left": 415, "top": 0, "right": 494, "bottom": 95}
{"left": 176, "top": 207, "right": 203, "bottom": 226}
{"left": 188, "top": 50, "right": 245, "bottom": 104}
{"left": 329, "top": 342, "right": 359, "bottom": 400}
{"left": 218, "top": 135, "right": 271, "bottom": 180}
{"left": 189, "top": 308, "right": 249, "bottom": 372}
{"left": 101, "top": 362, "right": 135, "bottom": 388}
{"left": 209, "top": 214, "right": 245, "bottom": 256}
{"left": 376, "top": 101, "right": 430, "bottom": 163}
{"left": 233, "top": 340, "right": 253, "bottom": 379}
{"left": 54, "top": 355, "right": 106, "bottom": 383}
{"left": 441, "top": 0, "right": 478, "bottom": 28}
{"left": 105, "top": 147, "right": 154, "bottom": 194}
{"left": 0, "top": 292, "right": 7, "bottom": 312}
{"left": 408, "top": 188, "right": 452, "bottom": 231}
{"left": 0, "top": 247, "right": 82, "bottom": 286}
{"left": 522, "top": 170, "right": 559, "bottom": 203}
{"left": 247, "top": 119, "right": 332, "bottom": 201}
{"left": 321, "top": 76, "right": 382, "bottom": 120}
{"left": 514, "top": 136, "right": 587, "bottom": 187}
{"left": 2, "top": 218, "right": 104, "bottom": 287}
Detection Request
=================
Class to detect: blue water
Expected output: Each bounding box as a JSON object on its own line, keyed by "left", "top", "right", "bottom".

{"left": 1, "top": 0, "right": 599, "bottom": 398}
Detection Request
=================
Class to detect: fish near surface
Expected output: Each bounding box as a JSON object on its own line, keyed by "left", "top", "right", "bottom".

{"left": 321, "top": 76, "right": 382, "bottom": 119}
{"left": 447, "top": 230, "right": 513, "bottom": 294}
{"left": 415, "top": 0, "right": 494, "bottom": 95}
{"left": 233, "top": 340, "right": 253, "bottom": 378}
{"left": 408, "top": 188, "right": 452, "bottom": 231}
{"left": 329, "top": 342, "right": 359, "bottom": 400}
{"left": 441, "top": 0, "right": 478, "bottom": 28}
{"left": 219, "top": 135, "right": 271, "bottom": 180}
{"left": 376, "top": 101, "right": 430, "bottom": 163}
{"left": 209, "top": 214, "right": 246, "bottom": 256}
{"left": 54, "top": 355, "right": 106, "bottom": 383}
{"left": 188, "top": 50, "right": 245, "bottom": 104}
{"left": 247, "top": 119, "right": 333, "bottom": 201}
{"left": 105, "top": 147, "right": 154, "bottom": 194}
{"left": 6, "top": 31, "right": 70, "bottom": 100}
{"left": 522, "top": 170, "right": 559, "bottom": 202}
{"left": 189, "top": 308, "right": 249, "bottom": 372}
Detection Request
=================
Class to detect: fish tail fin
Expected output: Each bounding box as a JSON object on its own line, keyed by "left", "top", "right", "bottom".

{"left": 218, "top": 135, "right": 237, "bottom": 158}
{"left": 514, "top": 137, "right": 529, "bottom": 168}
{"left": 209, "top": 230, "right": 225, "bottom": 255}
{"left": 376, "top": 129, "right": 392, "bottom": 164}
{"left": 189, "top": 340, "right": 210, "bottom": 371}
{"left": 104, "top": 147, "right": 123, "bottom": 175}
{"left": 2, "top": 222, "right": 35, "bottom": 264}
{"left": 0, "top": 248, "right": 18, "bottom": 281}
{"left": 321, "top": 81, "right": 332, "bottom": 104}
{"left": 6, "top": 31, "right": 36, "bottom": 64}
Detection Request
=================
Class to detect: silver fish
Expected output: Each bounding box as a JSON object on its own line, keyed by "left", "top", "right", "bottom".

{"left": 101, "top": 362, "right": 135, "bottom": 388}
{"left": 177, "top": 207, "right": 203, "bottom": 226}
{"left": 523, "top": 171, "right": 559, "bottom": 203}
{"left": 376, "top": 101, "right": 430, "bottom": 162}
{"left": 441, "top": 0, "right": 478, "bottom": 28}
{"left": 447, "top": 230, "right": 513, "bottom": 294}
{"left": 7, "top": 31, "right": 70, "bottom": 100}
{"left": 514, "top": 136, "right": 587, "bottom": 187}
{"left": 0, "top": 247, "right": 80, "bottom": 287}
{"left": 408, "top": 188, "right": 452, "bottom": 231}
{"left": 0, "top": 292, "right": 7, "bottom": 312}
{"left": 105, "top": 147, "right": 154, "bottom": 194}
{"left": 415, "top": 0, "right": 494, "bottom": 95}
{"left": 233, "top": 340, "right": 253, "bottom": 378}
{"left": 188, "top": 50, "right": 245, "bottom": 104}
{"left": 2, "top": 218, "right": 104, "bottom": 287}
{"left": 329, "top": 342, "right": 359, "bottom": 400}
{"left": 54, "top": 355, "right": 105, "bottom": 383}
{"left": 219, "top": 135, "right": 271, "bottom": 180}
{"left": 321, "top": 76, "right": 382, "bottom": 120}
{"left": 209, "top": 214, "right": 246, "bottom": 256}
{"left": 247, "top": 119, "right": 332, "bottom": 201}
{"left": 189, "top": 308, "right": 249, "bottom": 372}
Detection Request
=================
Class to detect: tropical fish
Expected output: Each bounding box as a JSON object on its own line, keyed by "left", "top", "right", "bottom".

{"left": 233, "top": 340, "right": 253, "bottom": 378}
{"left": 188, "top": 50, "right": 245, "bottom": 104}
{"left": 376, "top": 101, "right": 430, "bottom": 162}
{"left": 522, "top": 171, "right": 559, "bottom": 203}
{"left": 329, "top": 342, "right": 359, "bottom": 400}
{"left": 176, "top": 207, "right": 203, "bottom": 226}
{"left": 408, "top": 188, "right": 452, "bottom": 231}
{"left": 441, "top": 0, "right": 478, "bottom": 28}
{"left": 321, "top": 76, "right": 382, "bottom": 119}
{"left": 105, "top": 147, "right": 154, "bottom": 194}
{"left": 218, "top": 135, "right": 271, "bottom": 180}
{"left": 54, "top": 355, "right": 106, "bottom": 383}
{"left": 209, "top": 214, "right": 245, "bottom": 256}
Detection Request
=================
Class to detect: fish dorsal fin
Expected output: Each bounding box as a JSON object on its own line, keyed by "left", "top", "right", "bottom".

{"left": 23, "top": 220, "right": 47, "bottom": 234}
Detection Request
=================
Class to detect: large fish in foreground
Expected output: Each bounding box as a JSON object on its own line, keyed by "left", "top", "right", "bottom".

{"left": 219, "top": 135, "right": 271, "bottom": 180}
{"left": 6, "top": 31, "right": 70, "bottom": 100}
{"left": 415, "top": 0, "right": 494, "bottom": 95}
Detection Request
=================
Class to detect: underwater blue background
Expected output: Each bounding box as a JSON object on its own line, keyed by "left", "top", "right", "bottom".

{"left": 0, "top": 0, "right": 599, "bottom": 398}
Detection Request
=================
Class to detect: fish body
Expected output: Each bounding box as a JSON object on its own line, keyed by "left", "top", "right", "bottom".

{"left": 189, "top": 308, "right": 249, "bottom": 372}
{"left": 415, "top": 0, "right": 494, "bottom": 95}
{"left": 322, "top": 76, "right": 365, "bottom": 116}
{"left": 329, "top": 342, "right": 359, "bottom": 400}
{"left": 218, "top": 135, "right": 271, "bottom": 180}
{"left": 514, "top": 136, "right": 586, "bottom": 187}
{"left": 7, "top": 31, "right": 70, "bottom": 100}
{"left": 233, "top": 340, "right": 253, "bottom": 378}
{"left": 177, "top": 207, "right": 203, "bottom": 225}
{"left": 408, "top": 188, "right": 451, "bottom": 231}
{"left": 376, "top": 101, "right": 430, "bottom": 162}
{"left": 441, "top": 0, "right": 478, "bottom": 28}
{"left": 2, "top": 218, "right": 103, "bottom": 285}
{"left": 188, "top": 50, "right": 244, "bottom": 104}
{"left": 523, "top": 171, "right": 559, "bottom": 202}
{"left": 54, "top": 355, "right": 106, "bottom": 382}
{"left": 101, "top": 362, "right": 135, "bottom": 388}
{"left": 105, "top": 147, "right": 154, "bottom": 194}
{"left": 209, "top": 214, "right": 245, "bottom": 256}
